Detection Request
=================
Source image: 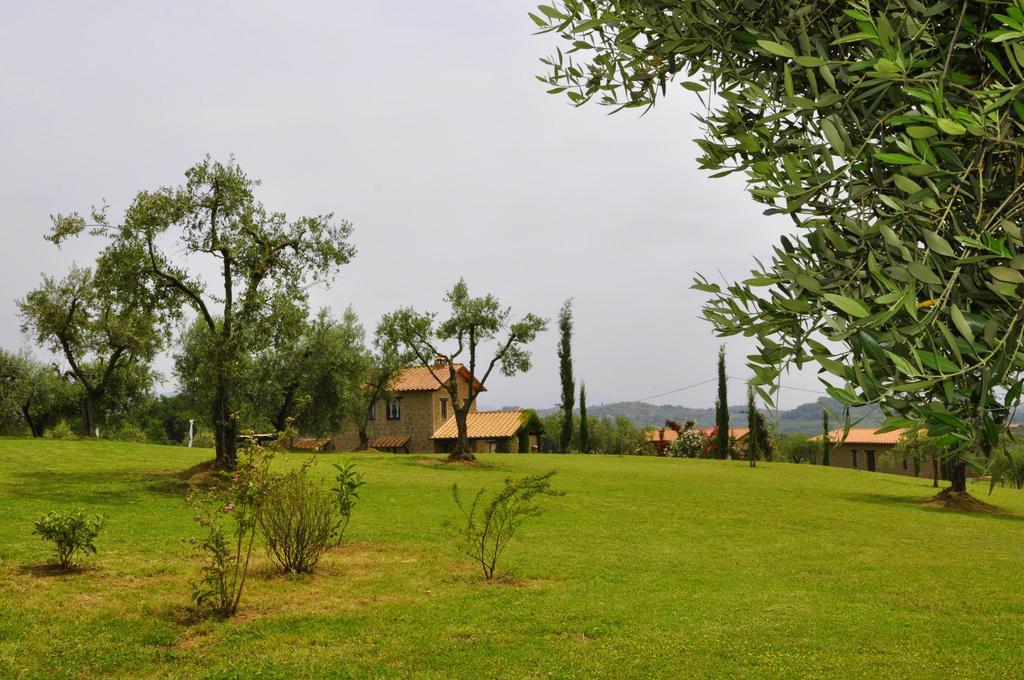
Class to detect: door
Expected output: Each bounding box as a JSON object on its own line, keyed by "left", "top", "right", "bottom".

{"left": 867, "top": 450, "right": 876, "bottom": 472}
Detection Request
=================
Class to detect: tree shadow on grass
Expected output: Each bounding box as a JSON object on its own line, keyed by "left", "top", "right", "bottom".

{"left": 839, "top": 491, "right": 1024, "bottom": 521}
{"left": 17, "top": 562, "right": 97, "bottom": 578}
{"left": 2, "top": 469, "right": 194, "bottom": 505}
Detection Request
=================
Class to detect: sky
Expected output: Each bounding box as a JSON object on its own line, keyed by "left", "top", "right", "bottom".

{"left": 0, "top": 1, "right": 825, "bottom": 411}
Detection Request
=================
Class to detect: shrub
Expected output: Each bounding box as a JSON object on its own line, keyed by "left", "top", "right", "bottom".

{"left": 331, "top": 462, "right": 365, "bottom": 543}
{"left": 260, "top": 464, "right": 341, "bottom": 574}
{"left": 665, "top": 420, "right": 705, "bottom": 458}
{"left": 191, "top": 431, "right": 215, "bottom": 449}
{"left": 32, "top": 509, "right": 105, "bottom": 569}
{"left": 46, "top": 419, "right": 76, "bottom": 440}
{"left": 187, "top": 445, "right": 273, "bottom": 618}
{"left": 446, "top": 471, "right": 564, "bottom": 580}
{"left": 109, "top": 422, "right": 147, "bottom": 443}
{"left": 778, "top": 434, "right": 819, "bottom": 464}
{"left": 990, "top": 447, "right": 1024, "bottom": 491}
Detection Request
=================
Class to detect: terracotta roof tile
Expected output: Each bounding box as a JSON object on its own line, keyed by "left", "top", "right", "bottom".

{"left": 646, "top": 427, "right": 750, "bottom": 442}
{"left": 391, "top": 363, "right": 484, "bottom": 392}
{"left": 812, "top": 427, "right": 907, "bottom": 445}
{"left": 370, "top": 436, "right": 410, "bottom": 449}
{"left": 432, "top": 410, "right": 524, "bottom": 440}
{"left": 291, "top": 437, "right": 330, "bottom": 450}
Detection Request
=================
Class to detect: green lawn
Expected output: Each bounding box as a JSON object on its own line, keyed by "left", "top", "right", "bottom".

{"left": 1, "top": 439, "right": 1023, "bottom": 678}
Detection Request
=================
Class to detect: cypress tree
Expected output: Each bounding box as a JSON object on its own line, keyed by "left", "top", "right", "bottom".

{"left": 715, "top": 345, "right": 729, "bottom": 459}
{"left": 579, "top": 382, "right": 589, "bottom": 453}
{"left": 557, "top": 299, "right": 575, "bottom": 453}
{"left": 746, "top": 384, "right": 757, "bottom": 467}
{"left": 822, "top": 411, "right": 830, "bottom": 466}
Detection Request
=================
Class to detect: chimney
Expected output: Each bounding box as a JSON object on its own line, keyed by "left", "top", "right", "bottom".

{"left": 433, "top": 355, "right": 447, "bottom": 368}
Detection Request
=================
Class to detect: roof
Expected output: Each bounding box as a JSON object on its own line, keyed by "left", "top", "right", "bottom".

{"left": 370, "top": 436, "right": 410, "bottom": 449}
{"left": 813, "top": 427, "right": 907, "bottom": 446}
{"left": 645, "top": 427, "right": 750, "bottom": 443}
{"left": 291, "top": 437, "right": 331, "bottom": 450}
{"left": 391, "top": 363, "right": 484, "bottom": 393}
{"left": 696, "top": 427, "right": 750, "bottom": 440}
{"left": 432, "top": 410, "right": 524, "bottom": 440}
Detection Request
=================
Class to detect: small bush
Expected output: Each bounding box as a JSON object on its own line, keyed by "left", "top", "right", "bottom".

{"left": 259, "top": 464, "right": 341, "bottom": 574}
{"left": 446, "top": 470, "right": 564, "bottom": 580}
{"left": 109, "top": 423, "right": 147, "bottom": 443}
{"left": 331, "top": 462, "right": 365, "bottom": 543}
{"left": 191, "top": 431, "right": 215, "bottom": 449}
{"left": 46, "top": 420, "right": 76, "bottom": 440}
{"left": 33, "top": 509, "right": 105, "bottom": 569}
{"left": 188, "top": 446, "right": 273, "bottom": 617}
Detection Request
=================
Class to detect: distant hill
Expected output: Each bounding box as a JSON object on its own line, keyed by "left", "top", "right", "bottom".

{"left": 538, "top": 397, "right": 884, "bottom": 435}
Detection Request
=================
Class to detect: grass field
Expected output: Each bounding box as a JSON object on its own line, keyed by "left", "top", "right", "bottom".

{"left": 1, "top": 438, "right": 1023, "bottom": 678}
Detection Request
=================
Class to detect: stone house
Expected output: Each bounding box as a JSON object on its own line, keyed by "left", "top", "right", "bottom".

{"left": 331, "top": 358, "right": 531, "bottom": 453}
{"left": 816, "top": 427, "right": 912, "bottom": 475}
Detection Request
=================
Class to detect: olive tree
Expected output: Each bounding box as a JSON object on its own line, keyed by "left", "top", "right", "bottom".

{"left": 18, "top": 258, "right": 164, "bottom": 437}
{"left": 536, "top": 1, "right": 1024, "bottom": 497}
{"left": 378, "top": 279, "right": 547, "bottom": 461}
{"left": 0, "top": 350, "right": 73, "bottom": 437}
{"left": 49, "top": 158, "right": 355, "bottom": 469}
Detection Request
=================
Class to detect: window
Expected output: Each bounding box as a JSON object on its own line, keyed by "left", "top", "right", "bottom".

{"left": 368, "top": 402, "right": 376, "bottom": 421}
{"left": 386, "top": 399, "right": 401, "bottom": 421}
{"left": 852, "top": 451, "right": 858, "bottom": 468}
{"left": 440, "top": 398, "right": 448, "bottom": 420}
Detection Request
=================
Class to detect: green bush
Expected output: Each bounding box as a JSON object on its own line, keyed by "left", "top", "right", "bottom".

{"left": 46, "top": 420, "right": 76, "bottom": 440}
{"left": 109, "top": 422, "right": 147, "bottom": 443}
{"left": 259, "top": 465, "right": 341, "bottom": 574}
{"left": 990, "top": 447, "right": 1024, "bottom": 490}
{"left": 446, "top": 471, "right": 564, "bottom": 580}
{"left": 191, "top": 431, "right": 215, "bottom": 449}
{"left": 32, "top": 509, "right": 105, "bottom": 569}
{"left": 331, "top": 462, "right": 365, "bottom": 543}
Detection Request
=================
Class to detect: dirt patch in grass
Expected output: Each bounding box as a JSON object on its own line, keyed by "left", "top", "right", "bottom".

{"left": 177, "top": 460, "right": 222, "bottom": 489}
{"left": 917, "top": 489, "right": 1008, "bottom": 514}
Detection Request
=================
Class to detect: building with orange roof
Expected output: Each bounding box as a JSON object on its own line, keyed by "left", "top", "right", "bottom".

{"left": 332, "top": 357, "right": 537, "bottom": 453}
{"left": 646, "top": 426, "right": 750, "bottom": 456}
{"left": 813, "top": 427, "right": 912, "bottom": 475}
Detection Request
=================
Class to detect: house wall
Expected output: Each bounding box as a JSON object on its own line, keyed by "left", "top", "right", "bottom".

{"left": 828, "top": 443, "right": 929, "bottom": 478}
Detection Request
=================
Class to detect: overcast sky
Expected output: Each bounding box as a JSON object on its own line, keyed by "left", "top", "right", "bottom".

{"left": 0, "top": 1, "right": 825, "bottom": 411}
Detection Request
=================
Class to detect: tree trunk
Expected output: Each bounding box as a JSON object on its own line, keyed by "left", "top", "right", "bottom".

{"left": 21, "top": 405, "right": 44, "bottom": 437}
{"left": 931, "top": 455, "right": 939, "bottom": 488}
{"left": 357, "top": 426, "right": 369, "bottom": 451}
{"left": 81, "top": 394, "right": 97, "bottom": 438}
{"left": 212, "top": 379, "right": 238, "bottom": 470}
{"left": 448, "top": 408, "right": 475, "bottom": 461}
{"left": 948, "top": 458, "right": 967, "bottom": 494}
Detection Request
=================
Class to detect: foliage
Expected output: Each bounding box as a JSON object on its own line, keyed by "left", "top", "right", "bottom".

{"left": 378, "top": 279, "right": 547, "bottom": 461}
{"left": 331, "top": 462, "right": 365, "bottom": 543}
{"left": 446, "top": 471, "right": 564, "bottom": 580}
{"left": 715, "top": 346, "right": 729, "bottom": 459}
{"left": 259, "top": 462, "right": 341, "bottom": 574}
{"left": 747, "top": 385, "right": 758, "bottom": 467}
{"left": 578, "top": 382, "right": 590, "bottom": 453}
{"left": 346, "top": 332, "right": 407, "bottom": 451}
{"left": 665, "top": 420, "right": 706, "bottom": 458}
{"left": 535, "top": 0, "right": 1024, "bottom": 493}
{"left": 557, "top": 298, "right": 575, "bottom": 452}
{"left": 893, "top": 427, "right": 940, "bottom": 478}
{"left": 187, "top": 445, "right": 274, "bottom": 617}
{"left": 50, "top": 157, "right": 355, "bottom": 469}
{"left": 822, "top": 411, "right": 831, "bottom": 466}
{"left": 0, "top": 349, "right": 74, "bottom": 437}
{"left": 18, "top": 261, "right": 165, "bottom": 437}
{"left": 778, "top": 434, "right": 821, "bottom": 465}
{"left": 989, "top": 444, "right": 1024, "bottom": 491}
{"left": 32, "top": 509, "right": 105, "bottom": 569}
{"left": 46, "top": 420, "right": 76, "bottom": 440}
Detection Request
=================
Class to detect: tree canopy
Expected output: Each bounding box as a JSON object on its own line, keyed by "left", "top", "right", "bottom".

{"left": 536, "top": 0, "right": 1024, "bottom": 492}
{"left": 49, "top": 157, "right": 355, "bottom": 468}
